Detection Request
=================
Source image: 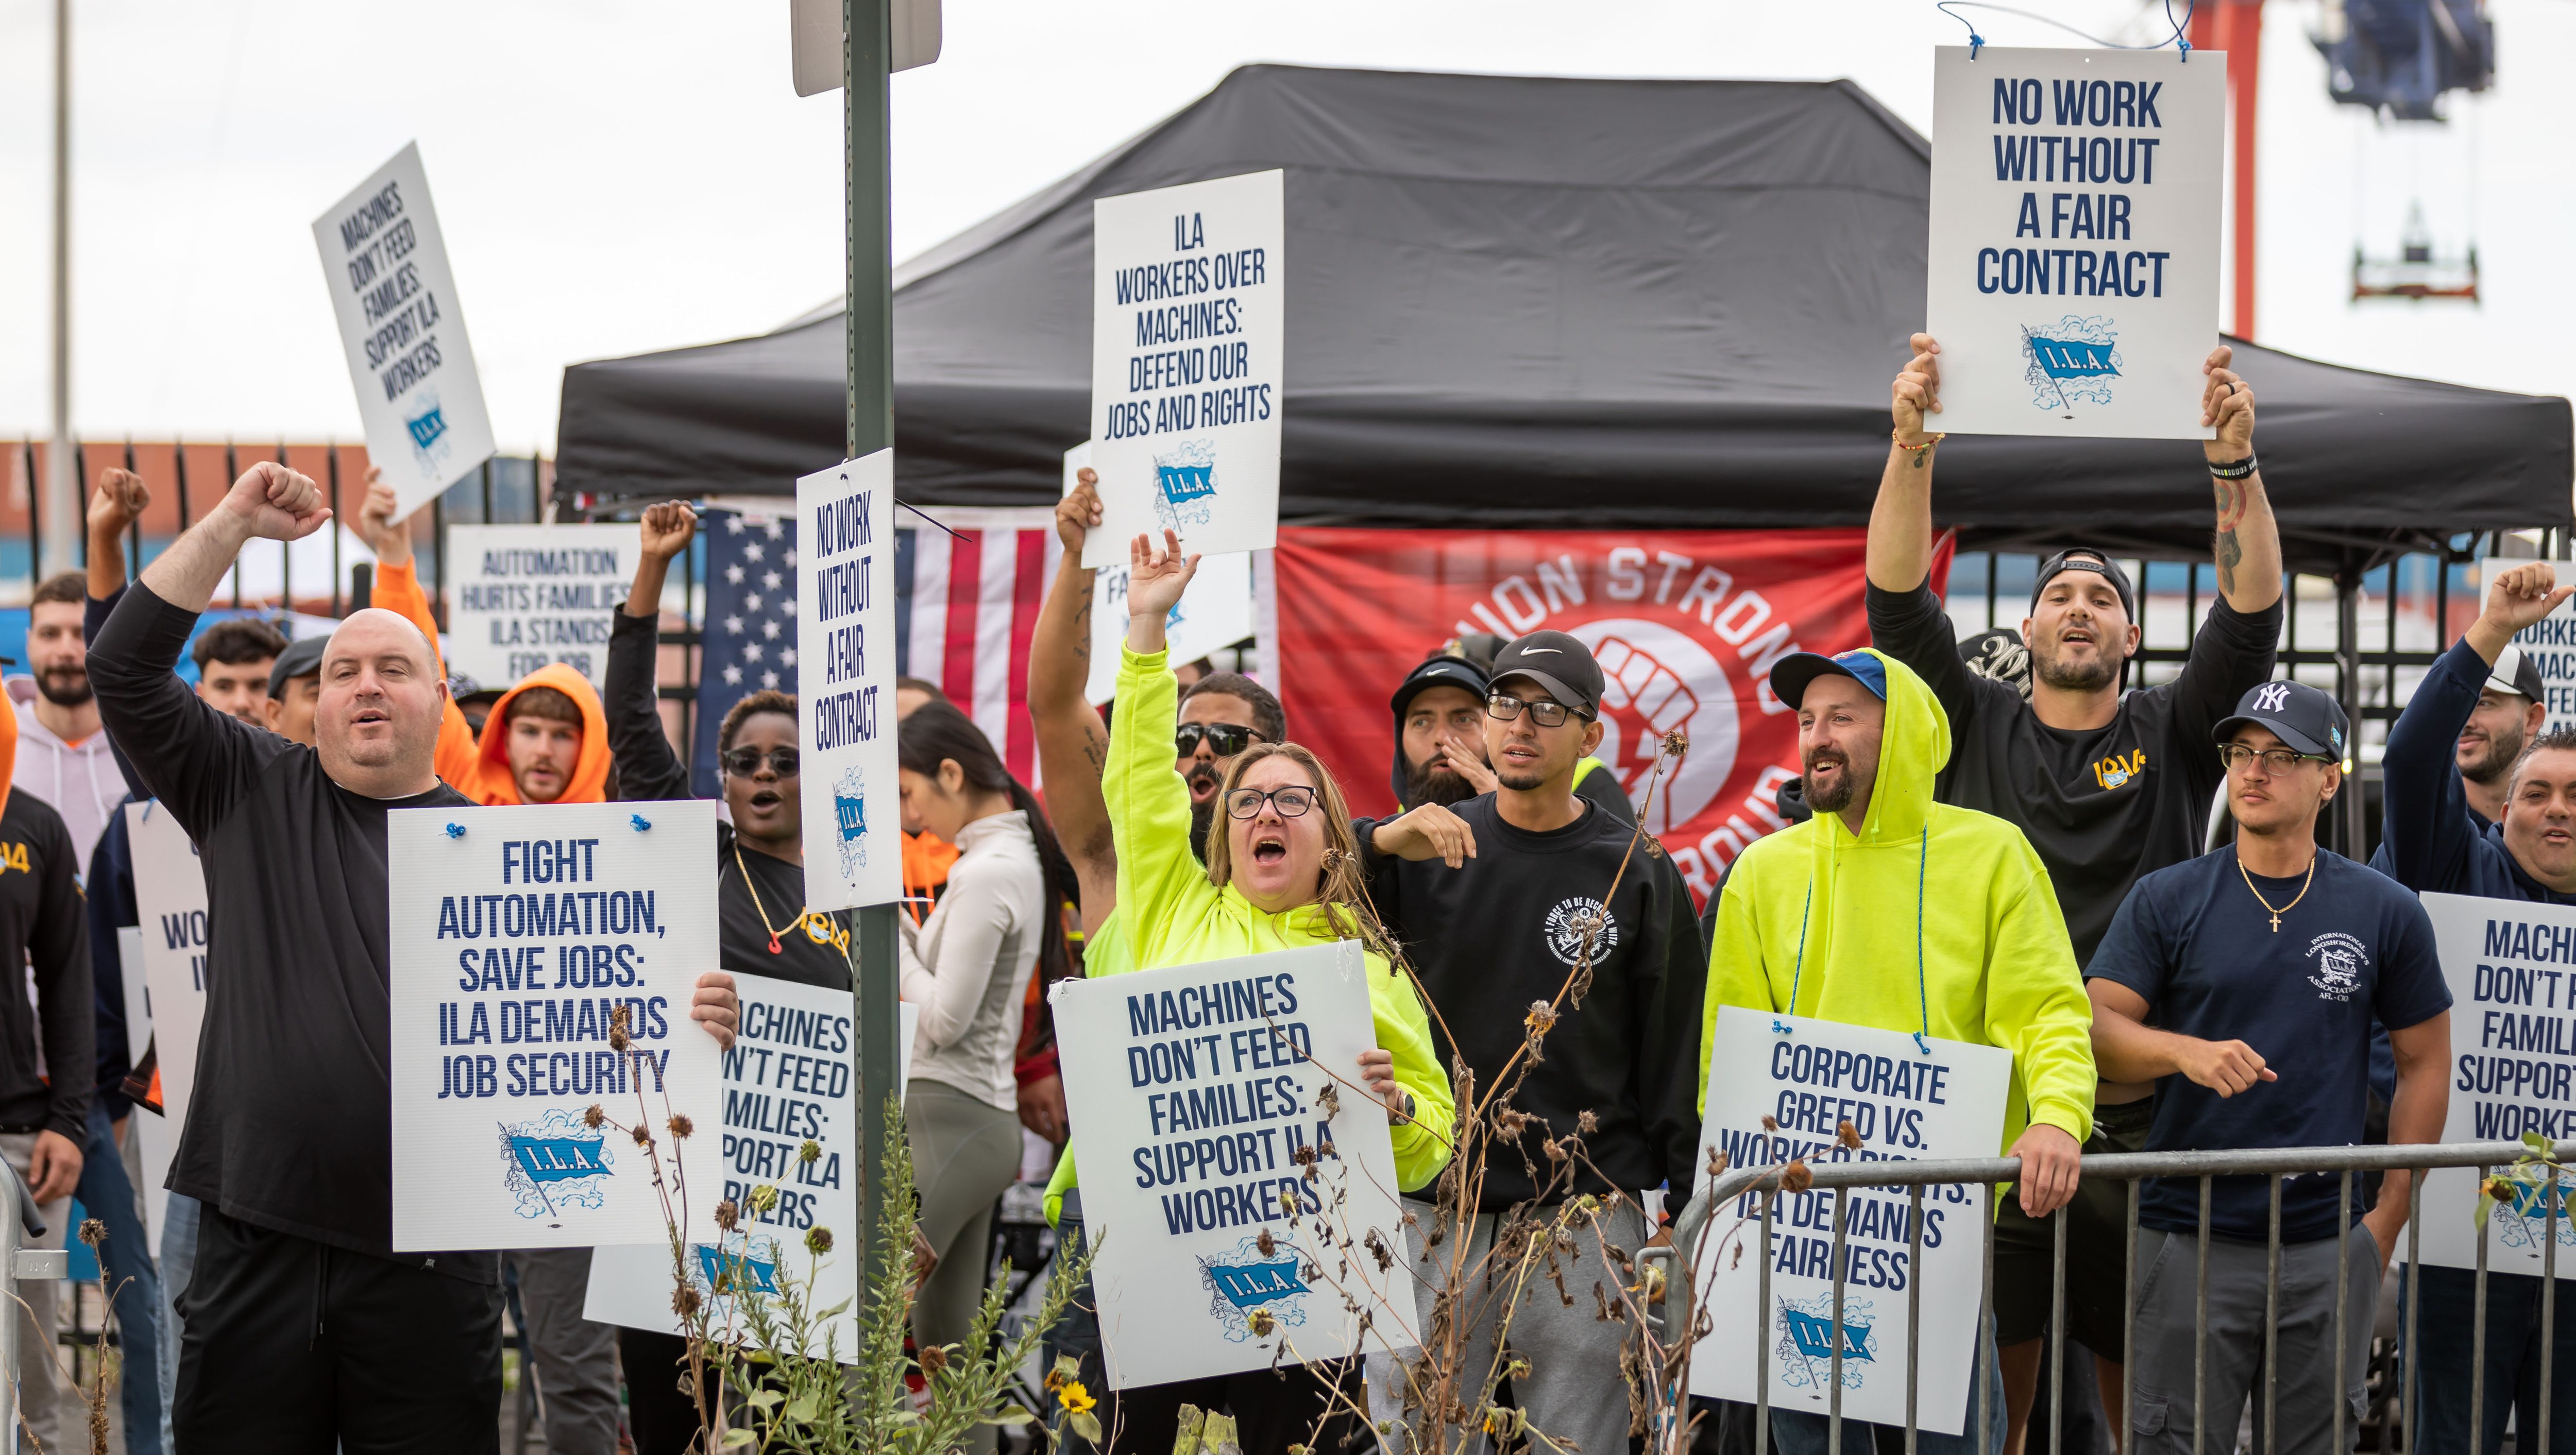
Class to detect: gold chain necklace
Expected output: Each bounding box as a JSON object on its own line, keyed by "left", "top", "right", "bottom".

{"left": 733, "top": 843, "right": 850, "bottom": 956}
{"left": 2236, "top": 846, "right": 2318, "bottom": 934}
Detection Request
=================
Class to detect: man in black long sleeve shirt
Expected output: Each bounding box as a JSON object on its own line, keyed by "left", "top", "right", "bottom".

{"left": 92, "top": 460, "right": 741, "bottom": 1455}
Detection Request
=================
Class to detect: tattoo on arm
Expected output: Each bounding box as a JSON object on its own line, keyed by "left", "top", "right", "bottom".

{"left": 1079, "top": 727, "right": 1108, "bottom": 776}
{"left": 2215, "top": 529, "right": 2243, "bottom": 597}
{"left": 2212, "top": 479, "right": 2249, "bottom": 532}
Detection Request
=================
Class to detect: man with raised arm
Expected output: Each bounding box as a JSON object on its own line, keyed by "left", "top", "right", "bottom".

{"left": 1872, "top": 334, "right": 2287, "bottom": 1445}
{"left": 88, "top": 461, "right": 741, "bottom": 1453}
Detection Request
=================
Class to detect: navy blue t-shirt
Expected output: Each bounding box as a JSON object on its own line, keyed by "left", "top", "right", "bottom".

{"left": 2087, "top": 847, "right": 2452, "bottom": 1242}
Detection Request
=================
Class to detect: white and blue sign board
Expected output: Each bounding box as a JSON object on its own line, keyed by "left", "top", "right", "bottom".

{"left": 1050, "top": 942, "right": 1414, "bottom": 1388}
{"left": 128, "top": 800, "right": 208, "bottom": 1260}
{"left": 1687, "top": 1009, "right": 2010, "bottom": 1434}
{"left": 388, "top": 799, "right": 723, "bottom": 1251}
{"left": 1925, "top": 46, "right": 2226, "bottom": 439}
{"left": 794, "top": 452, "right": 900, "bottom": 911}
{"left": 444, "top": 524, "right": 633, "bottom": 691}
{"left": 1083, "top": 170, "right": 1283, "bottom": 568}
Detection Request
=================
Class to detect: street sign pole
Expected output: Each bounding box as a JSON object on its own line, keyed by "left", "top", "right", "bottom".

{"left": 844, "top": 0, "right": 903, "bottom": 1282}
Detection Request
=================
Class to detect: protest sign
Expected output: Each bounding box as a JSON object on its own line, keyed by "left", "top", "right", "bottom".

{"left": 387, "top": 799, "right": 722, "bottom": 1251}
{"left": 2410, "top": 893, "right": 2576, "bottom": 1276}
{"left": 2507, "top": 593, "right": 2576, "bottom": 733}
{"left": 586, "top": 979, "right": 914, "bottom": 1360}
{"left": 444, "top": 524, "right": 631, "bottom": 690}
{"left": 1687, "top": 1009, "right": 2011, "bottom": 1433}
{"left": 1924, "top": 47, "right": 2225, "bottom": 439}
{"left": 795, "top": 454, "right": 900, "bottom": 911}
{"left": 128, "top": 800, "right": 208, "bottom": 1259}
{"left": 1084, "top": 170, "right": 1283, "bottom": 568}
{"left": 1049, "top": 942, "right": 1414, "bottom": 1388}
{"left": 311, "top": 143, "right": 496, "bottom": 519}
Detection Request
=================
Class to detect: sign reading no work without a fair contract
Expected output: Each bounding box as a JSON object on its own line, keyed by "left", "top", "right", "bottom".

{"left": 796, "top": 454, "right": 899, "bottom": 911}
{"left": 444, "top": 524, "right": 632, "bottom": 691}
{"left": 1689, "top": 1009, "right": 2011, "bottom": 1435}
{"left": 1050, "top": 942, "right": 1416, "bottom": 1389}
{"left": 312, "top": 143, "right": 496, "bottom": 519}
{"left": 387, "top": 799, "right": 722, "bottom": 1251}
{"left": 1924, "top": 47, "right": 2225, "bottom": 439}
{"left": 2412, "top": 893, "right": 2576, "bottom": 1278}
{"left": 1084, "top": 170, "right": 1283, "bottom": 569}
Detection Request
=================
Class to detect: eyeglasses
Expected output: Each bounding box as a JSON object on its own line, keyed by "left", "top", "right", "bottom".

{"left": 1487, "top": 693, "right": 1588, "bottom": 729}
{"left": 1225, "top": 786, "right": 1316, "bottom": 820}
{"left": 1176, "top": 723, "right": 1263, "bottom": 758}
{"left": 2217, "top": 744, "right": 2331, "bottom": 774}
{"left": 722, "top": 746, "right": 801, "bottom": 777}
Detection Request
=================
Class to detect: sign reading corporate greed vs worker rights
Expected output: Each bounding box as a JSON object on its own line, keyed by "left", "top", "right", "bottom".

{"left": 445, "top": 524, "right": 631, "bottom": 691}
{"left": 1050, "top": 942, "right": 1415, "bottom": 1388}
{"left": 312, "top": 143, "right": 496, "bottom": 518}
{"left": 1925, "top": 47, "right": 2225, "bottom": 439}
{"left": 795, "top": 454, "right": 899, "bottom": 911}
{"left": 388, "top": 799, "right": 722, "bottom": 1251}
{"left": 2411, "top": 893, "right": 2576, "bottom": 1278}
{"left": 1688, "top": 1009, "right": 2011, "bottom": 1434}
{"left": 1084, "top": 170, "right": 1283, "bottom": 568}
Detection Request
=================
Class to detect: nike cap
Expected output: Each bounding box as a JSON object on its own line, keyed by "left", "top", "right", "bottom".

{"left": 1769, "top": 649, "right": 1890, "bottom": 709}
{"left": 2488, "top": 642, "right": 2548, "bottom": 704}
{"left": 266, "top": 636, "right": 327, "bottom": 699}
{"left": 1489, "top": 631, "right": 1602, "bottom": 718}
{"left": 2213, "top": 679, "right": 2349, "bottom": 761}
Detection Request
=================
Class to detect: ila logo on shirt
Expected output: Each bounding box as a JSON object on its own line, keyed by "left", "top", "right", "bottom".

{"left": 2304, "top": 932, "right": 2370, "bottom": 1003}
{"left": 1542, "top": 896, "right": 1620, "bottom": 967}
{"left": 2091, "top": 749, "right": 2146, "bottom": 792}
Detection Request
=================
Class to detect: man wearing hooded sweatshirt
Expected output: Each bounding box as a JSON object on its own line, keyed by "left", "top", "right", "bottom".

{"left": 1706, "top": 647, "right": 2096, "bottom": 1455}
{"left": 1383, "top": 644, "right": 1636, "bottom": 825}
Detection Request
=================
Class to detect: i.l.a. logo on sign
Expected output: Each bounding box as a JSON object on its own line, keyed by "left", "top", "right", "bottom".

{"left": 500, "top": 1108, "right": 615, "bottom": 1223}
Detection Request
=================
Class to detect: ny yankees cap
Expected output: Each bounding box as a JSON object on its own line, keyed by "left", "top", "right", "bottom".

{"left": 2030, "top": 550, "right": 2139, "bottom": 623}
{"left": 2213, "top": 679, "right": 2350, "bottom": 761}
{"left": 2488, "top": 642, "right": 2548, "bottom": 703}
{"left": 1489, "top": 631, "right": 1603, "bottom": 717}
{"left": 1769, "top": 649, "right": 1890, "bottom": 709}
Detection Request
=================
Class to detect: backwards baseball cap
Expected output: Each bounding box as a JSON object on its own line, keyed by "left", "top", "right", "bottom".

{"left": 1768, "top": 648, "right": 1891, "bottom": 709}
{"left": 2488, "top": 642, "right": 2548, "bottom": 703}
{"left": 2030, "top": 550, "right": 2138, "bottom": 623}
{"left": 1489, "top": 630, "right": 1603, "bottom": 717}
{"left": 1389, "top": 650, "right": 1490, "bottom": 721}
{"left": 2213, "top": 679, "right": 2350, "bottom": 761}
{"left": 266, "top": 636, "right": 327, "bottom": 699}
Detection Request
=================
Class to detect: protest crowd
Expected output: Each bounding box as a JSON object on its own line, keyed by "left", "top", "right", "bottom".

{"left": 0, "top": 319, "right": 2566, "bottom": 1455}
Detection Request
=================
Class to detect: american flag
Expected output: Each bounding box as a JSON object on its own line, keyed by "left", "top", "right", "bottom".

{"left": 689, "top": 505, "right": 1059, "bottom": 794}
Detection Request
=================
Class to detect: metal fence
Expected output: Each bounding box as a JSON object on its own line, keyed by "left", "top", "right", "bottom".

{"left": 1666, "top": 1139, "right": 2576, "bottom": 1455}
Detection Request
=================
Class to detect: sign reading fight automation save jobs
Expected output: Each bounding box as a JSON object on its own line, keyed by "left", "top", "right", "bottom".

{"left": 795, "top": 454, "right": 899, "bottom": 911}
{"left": 388, "top": 800, "right": 722, "bottom": 1251}
{"left": 1084, "top": 170, "right": 1283, "bottom": 568}
{"left": 1050, "top": 943, "right": 1414, "bottom": 1388}
{"left": 1925, "top": 47, "right": 2225, "bottom": 439}
{"left": 1688, "top": 1009, "right": 2010, "bottom": 1434}
{"left": 312, "top": 143, "right": 496, "bottom": 519}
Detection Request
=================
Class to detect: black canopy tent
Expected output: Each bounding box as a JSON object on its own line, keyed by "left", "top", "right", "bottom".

{"left": 554, "top": 62, "right": 2571, "bottom": 573}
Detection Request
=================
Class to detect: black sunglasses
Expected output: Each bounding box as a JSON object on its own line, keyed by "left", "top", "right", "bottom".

{"left": 722, "top": 747, "right": 801, "bottom": 777}
{"left": 1176, "top": 722, "right": 1264, "bottom": 758}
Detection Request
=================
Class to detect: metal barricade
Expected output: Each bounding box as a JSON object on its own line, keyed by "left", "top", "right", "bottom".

{"left": 1662, "top": 1137, "right": 2576, "bottom": 1455}
{"left": 2, "top": 1154, "right": 64, "bottom": 1455}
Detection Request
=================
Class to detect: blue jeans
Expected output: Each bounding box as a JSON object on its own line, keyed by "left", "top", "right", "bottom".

{"left": 2402, "top": 1262, "right": 2576, "bottom": 1455}
{"left": 75, "top": 1104, "right": 164, "bottom": 1455}
{"left": 1768, "top": 1317, "right": 2009, "bottom": 1455}
{"left": 161, "top": 1191, "right": 200, "bottom": 1442}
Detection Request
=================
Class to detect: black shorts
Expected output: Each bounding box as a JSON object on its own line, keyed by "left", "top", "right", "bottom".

{"left": 1992, "top": 1097, "right": 2155, "bottom": 1355}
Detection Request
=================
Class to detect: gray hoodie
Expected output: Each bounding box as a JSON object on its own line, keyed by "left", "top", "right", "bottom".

{"left": 8, "top": 676, "right": 125, "bottom": 861}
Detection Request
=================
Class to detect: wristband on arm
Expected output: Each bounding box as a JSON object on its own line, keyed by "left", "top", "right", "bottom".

{"left": 2207, "top": 454, "right": 2258, "bottom": 480}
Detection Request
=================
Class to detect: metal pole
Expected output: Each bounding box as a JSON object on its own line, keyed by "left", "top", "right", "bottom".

{"left": 46, "top": 0, "right": 78, "bottom": 576}
{"left": 1758, "top": 1200, "right": 1774, "bottom": 1455}
{"left": 225, "top": 440, "right": 240, "bottom": 609}
{"left": 277, "top": 440, "right": 291, "bottom": 613}
{"left": 1828, "top": 1187, "right": 1848, "bottom": 1455}
{"left": 846, "top": 0, "right": 902, "bottom": 1282}
{"left": 328, "top": 445, "right": 343, "bottom": 617}
{"left": 123, "top": 437, "right": 138, "bottom": 578}
{"left": 2336, "top": 568, "right": 2365, "bottom": 857}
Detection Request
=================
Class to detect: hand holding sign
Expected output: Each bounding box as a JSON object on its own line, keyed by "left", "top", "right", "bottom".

{"left": 1060, "top": 469, "right": 1106, "bottom": 556}
{"left": 2199, "top": 345, "right": 2256, "bottom": 454}
{"left": 221, "top": 461, "right": 332, "bottom": 542}
{"left": 1891, "top": 333, "right": 1943, "bottom": 445}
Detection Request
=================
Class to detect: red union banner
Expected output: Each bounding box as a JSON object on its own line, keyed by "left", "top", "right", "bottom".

{"left": 1274, "top": 527, "right": 1953, "bottom": 907}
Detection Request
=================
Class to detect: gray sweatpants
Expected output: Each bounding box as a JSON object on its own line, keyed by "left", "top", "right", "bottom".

{"left": 506, "top": 1246, "right": 622, "bottom": 1455}
{"left": 1374, "top": 1195, "right": 1647, "bottom": 1454}
{"left": 2129, "top": 1223, "right": 2379, "bottom": 1455}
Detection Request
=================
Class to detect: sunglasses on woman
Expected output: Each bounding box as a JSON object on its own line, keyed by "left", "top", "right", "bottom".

{"left": 722, "top": 747, "right": 801, "bottom": 777}
{"left": 1176, "top": 723, "right": 1265, "bottom": 757}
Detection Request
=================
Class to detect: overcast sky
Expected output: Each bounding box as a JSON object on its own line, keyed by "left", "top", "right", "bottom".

{"left": 0, "top": 0, "right": 2564, "bottom": 453}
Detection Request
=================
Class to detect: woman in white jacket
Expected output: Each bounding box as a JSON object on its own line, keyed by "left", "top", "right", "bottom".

{"left": 895, "top": 701, "right": 1069, "bottom": 1397}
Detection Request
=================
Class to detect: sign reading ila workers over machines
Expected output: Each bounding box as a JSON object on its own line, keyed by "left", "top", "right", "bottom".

{"left": 387, "top": 799, "right": 722, "bottom": 1251}
{"left": 1688, "top": 1009, "right": 2011, "bottom": 1435}
{"left": 1924, "top": 47, "right": 2225, "bottom": 439}
{"left": 2412, "top": 893, "right": 2576, "bottom": 1278}
{"left": 311, "top": 143, "right": 496, "bottom": 519}
{"left": 444, "top": 524, "right": 632, "bottom": 690}
{"left": 1050, "top": 943, "right": 1416, "bottom": 1388}
{"left": 1084, "top": 169, "right": 1283, "bottom": 568}
{"left": 795, "top": 453, "right": 899, "bottom": 911}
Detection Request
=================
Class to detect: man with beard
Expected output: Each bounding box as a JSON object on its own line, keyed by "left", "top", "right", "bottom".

{"left": 14, "top": 571, "right": 126, "bottom": 857}
{"left": 1387, "top": 646, "right": 1637, "bottom": 824}
{"left": 1869, "top": 333, "right": 2285, "bottom": 1449}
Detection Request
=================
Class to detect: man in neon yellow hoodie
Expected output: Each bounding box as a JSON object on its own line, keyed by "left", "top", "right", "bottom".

{"left": 1704, "top": 646, "right": 2095, "bottom": 1455}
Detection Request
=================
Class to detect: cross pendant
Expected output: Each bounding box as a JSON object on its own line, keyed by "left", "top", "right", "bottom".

{"left": 2268, "top": 912, "right": 2281, "bottom": 933}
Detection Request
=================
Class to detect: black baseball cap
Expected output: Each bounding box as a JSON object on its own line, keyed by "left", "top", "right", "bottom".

{"left": 266, "top": 636, "right": 327, "bottom": 699}
{"left": 1489, "top": 631, "right": 1603, "bottom": 717}
{"left": 1389, "top": 651, "right": 1489, "bottom": 721}
{"left": 1769, "top": 649, "right": 1891, "bottom": 710}
{"left": 2213, "top": 679, "right": 2350, "bottom": 761}
{"left": 2487, "top": 643, "right": 2548, "bottom": 703}
{"left": 2030, "top": 550, "right": 2138, "bottom": 622}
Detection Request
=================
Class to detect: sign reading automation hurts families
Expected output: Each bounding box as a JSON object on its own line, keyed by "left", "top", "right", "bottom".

{"left": 388, "top": 799, "right": 722, "bottom": 1251}
{"left": 1925, "top": 46, "right": 2225, "bottom": 438}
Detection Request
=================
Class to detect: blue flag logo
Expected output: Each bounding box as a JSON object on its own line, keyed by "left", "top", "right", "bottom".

{"left": 2020, "top": 318, "right": 2123, "bottom": 413}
